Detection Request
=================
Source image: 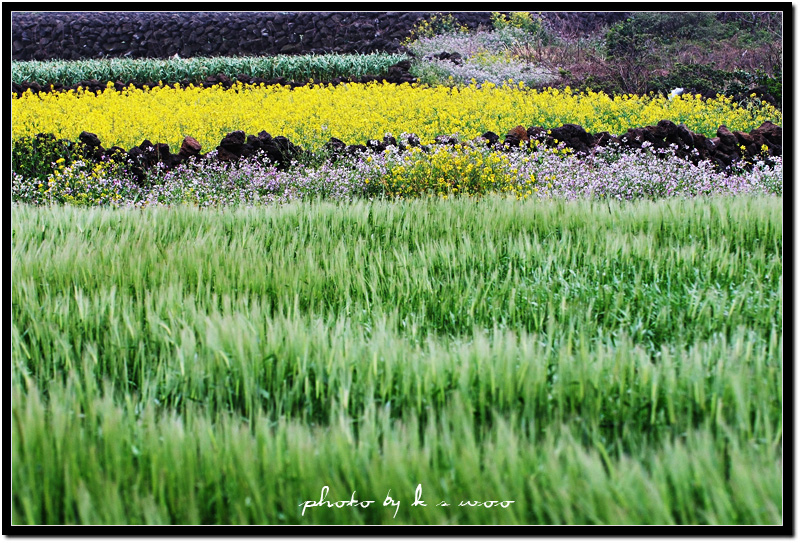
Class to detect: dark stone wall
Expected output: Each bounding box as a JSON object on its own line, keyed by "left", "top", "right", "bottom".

{"left": 20, "top": 119, "right": 781, "bottom": 188}
{"left": 11, "top": 11, "right": 629, "bottom": 61}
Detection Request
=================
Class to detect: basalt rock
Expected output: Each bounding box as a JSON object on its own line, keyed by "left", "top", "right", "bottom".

{"left": 178, "top": 136, "right": 202, "bottom": 158}
{"left": 216, "top": 146, "right": 241, "bottom": 162}
{"left": 548, "top": 124, "right": 595, "bottom": 155}
{"left": 504, "top": 125, "right": 530, "bottom": 147}
{"left": 751, "top": 121, "right": 782, "bottom": 144}
{"left": 13, "top": 12, "right": 627, "bottom": 61}
{"left": 78, "top": 130, "right": 102, "bottom": 148}
{"left": 346, "top": 144, "right": 368, "bottom": 156}
{"left": 593, "top": 131, "right": 621, "bottom": 148}
{"left": 716, "top": 125, "right": 739, "bottom": 149}
{"left": 426, "top": 51, "right": 464, "bottom": 65}
{"left": 435, "top": 134, "right": 460, "bottom": 146}
{"left": 383, "top": 134, "right": 398, "bottom": 148}
{"left": 212, "top": 130, "right": 304, "bottom": 169}
{"left": 19, "top": 118, "right": 782, "bottom": 188}
{"left": 480, "top": 131, "right": 500, "bottom": 146}
{"left": 403, "top": 133, "right": 421, "bottom": 147}
{"left": 77, "top": 131, "right": 106, "bottom": 161}
{"left": 750, "top": 121, "right": 782, "bottom": 156}
{"left": 524, "top": 120, "right": 781, "bottom": 171}
{"left": 526, "top": 127, "right": 550, "bottom": 144}
{"left": 734, "top": 131, "right": 758, "bottom": 157}
{"left": 366, "top": 139, "right": 387, "bottom": 153}
{"left": 323, "top": 137, "right": 347, "bottom": 160}
{"left": 219, "top": 130, "right": 247, "bottom": 154}
{"left": 105, "top": 146, "right": 129, "bottom": 162}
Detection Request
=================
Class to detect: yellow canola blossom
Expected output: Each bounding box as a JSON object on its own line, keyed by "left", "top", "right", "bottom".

{"left": 381, "top": 144, "right": 539, "bottom": 200}
{"left": 11, "top": 81, "right": 782, "bottom": 153}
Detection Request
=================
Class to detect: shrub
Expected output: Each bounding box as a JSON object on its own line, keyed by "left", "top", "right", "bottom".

{"left": 646, "top": 63, "right": 781, "bottom": 104}
{"left": 758, "top": 68, "right": 782, "bottom": 104}
{"left": 403, "top": 13, "right": 469, "bottom": 44}
{"left": 12, "top": 134, "right": 79, "bottom": 182}
{"left": 605, "top": 12, "right": 780, "bottom": 60}
{"left": 605, "top": 12, "right": 731, "bottom": 58}
{"left": 379, "top": 144, "right": 539, "bottom": 199}
{"left": 491, "top": 12, "right": 556, "bottom": 47}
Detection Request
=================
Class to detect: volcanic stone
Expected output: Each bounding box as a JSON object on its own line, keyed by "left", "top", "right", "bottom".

{"left": 179, "top": 136, "right": 202, "bottom": 157}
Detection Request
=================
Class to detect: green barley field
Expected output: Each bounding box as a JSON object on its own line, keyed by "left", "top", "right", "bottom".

{"left": 11, "top": 195, "right": 783, "bottom": 525}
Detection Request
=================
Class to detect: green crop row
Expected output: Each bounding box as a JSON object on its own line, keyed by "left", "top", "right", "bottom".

{"left": 12, "top": 196, "right": 782, "bottom": 524}
{"left": 11, "top": 53, "right": 409, "bottom": 86}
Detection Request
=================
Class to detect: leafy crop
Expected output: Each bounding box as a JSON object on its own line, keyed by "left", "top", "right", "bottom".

{"left": 11, "top": 53, "right": 409, "bottom": 87}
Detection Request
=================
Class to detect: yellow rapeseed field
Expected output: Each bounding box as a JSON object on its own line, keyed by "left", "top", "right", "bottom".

{"left": 11, "top": 81, "right": 781, "bottom": 152}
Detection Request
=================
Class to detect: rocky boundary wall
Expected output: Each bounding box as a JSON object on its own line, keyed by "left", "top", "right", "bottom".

{"left": 11, "top": 12, "right": 629, "bottom": 61}
{"left": 19, "top": 120, "right": 781, "bottom": 185}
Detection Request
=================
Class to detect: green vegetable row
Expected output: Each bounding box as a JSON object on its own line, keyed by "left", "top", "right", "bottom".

{"left": 11, "top": 53, "right": 409, "bottom": 86}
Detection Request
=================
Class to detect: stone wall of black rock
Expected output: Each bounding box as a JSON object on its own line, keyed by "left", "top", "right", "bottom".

{"left": 24, "top": 120, "right": 781, "bottom": 186}
{"left": 497, "top": 121, "right": 782, "bottom": 172}
{"left": 12, "top": 60, "right": 417, "bottom": 97}
{"left": 11, "top": 11, "right": 630, "bottom": 61}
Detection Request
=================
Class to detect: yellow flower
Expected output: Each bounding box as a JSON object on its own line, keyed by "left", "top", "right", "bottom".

{"left": 12, "top": 83, "right": 780, "bottom": 152}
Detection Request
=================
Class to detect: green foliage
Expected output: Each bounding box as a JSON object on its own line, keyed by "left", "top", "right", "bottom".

{"left": 715, "top": 12, "right": 783, "bottom": 44}
{"left": 469, "top": 49, "right": 511, "bottom": 68}
{"left": 647, "top": 63, "right": 781, "bottom": 103}
{"left": 600, "top": 12, "right": 783, "bottom": 100}
{"left": 12, "top": 133, "right": 133, "bottom": 185}
{"left": 491, "top": 12, "right": 555, "bottom": 47}
{"left": 604, "top": 15, "right": 668, "bottom": 58}
{"left": 403, "top": 13, "right": 469, "bottom": 44}
{"left": 408, "top": 61, "right": 455, "bottom": 87}
{"left": 608, "top": 13, "right": 719, "bottom": 54}
{"left": 12, "top": 134, "right": 80, "bottom": 182}
{"left": 606, "top": 12, "right": 779, "bottom": 59}
{"left": 490, "top": 11, "right": 509, "bottom": 31}
{"left": 575, "top": 74, "right": 624, "bottom": 97}
{"left": 492, "top": 12, "right": 538, "bottom": 33}
{"left": 12, "top": 197, "right": 783, "bottom": 523}
{"left": 12, "top": 135, "right": 139, "bottom": 206}
{"left": 11, "top": 53, "right": 410, "bottom": 87}
{"left": 758, "top": 68, "right": 782, "bottom": 104}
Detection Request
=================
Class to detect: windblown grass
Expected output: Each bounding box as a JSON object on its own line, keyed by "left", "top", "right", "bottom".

{"left": 12, "top": 195, "right": 782, "bottom": 524}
